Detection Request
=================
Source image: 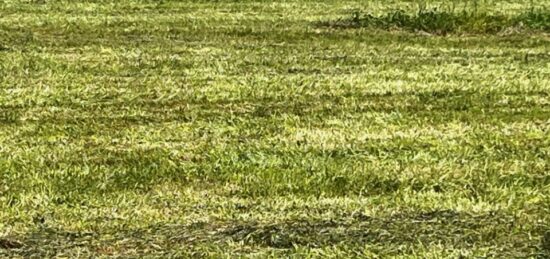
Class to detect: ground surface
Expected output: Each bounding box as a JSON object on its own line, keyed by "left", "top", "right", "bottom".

{"left": 0, "top": 0, "right": 549, "bottom": 257}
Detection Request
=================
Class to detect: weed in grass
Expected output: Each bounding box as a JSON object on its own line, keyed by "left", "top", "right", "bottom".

{"left": 319, "top": 7, "right": 550, "bottom": 35}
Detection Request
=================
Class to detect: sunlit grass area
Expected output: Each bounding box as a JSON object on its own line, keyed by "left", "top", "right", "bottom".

{"left": 0, "top": 0, "right": 549, "bottom": 257}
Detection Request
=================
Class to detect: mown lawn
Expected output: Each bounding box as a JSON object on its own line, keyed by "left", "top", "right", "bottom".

{"left": 0, "top": 0, "right": 549, "bottom": 257}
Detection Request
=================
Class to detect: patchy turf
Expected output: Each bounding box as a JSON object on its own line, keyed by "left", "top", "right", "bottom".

{"left": 0, "top": 0, "right": 549, "bottom": 257}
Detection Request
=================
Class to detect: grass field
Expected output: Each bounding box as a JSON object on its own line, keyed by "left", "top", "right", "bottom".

{"left": 1, "top": 0, "right": 549, "bottom": 257}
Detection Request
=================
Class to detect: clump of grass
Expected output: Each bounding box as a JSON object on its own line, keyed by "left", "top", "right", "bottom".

{"left": 319, "top": 8, "right": 550, "bottom": 35}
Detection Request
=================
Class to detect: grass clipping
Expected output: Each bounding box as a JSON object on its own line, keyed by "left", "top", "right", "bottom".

{"left": 318, "top": 8, "right": 550, "bottom": 35}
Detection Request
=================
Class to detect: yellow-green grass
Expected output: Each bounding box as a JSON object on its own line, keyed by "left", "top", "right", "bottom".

{"left": 0, "top": 0, "right": 549, "bottom": 257}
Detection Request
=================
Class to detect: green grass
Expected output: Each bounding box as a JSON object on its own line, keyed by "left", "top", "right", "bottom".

{"left": 0, "top": 0, "right": 549, "bottom": 257}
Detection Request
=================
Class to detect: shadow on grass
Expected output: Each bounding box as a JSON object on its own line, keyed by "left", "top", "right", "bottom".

{"left": 1, "top": 210, "right": 547, "bottom": 257}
